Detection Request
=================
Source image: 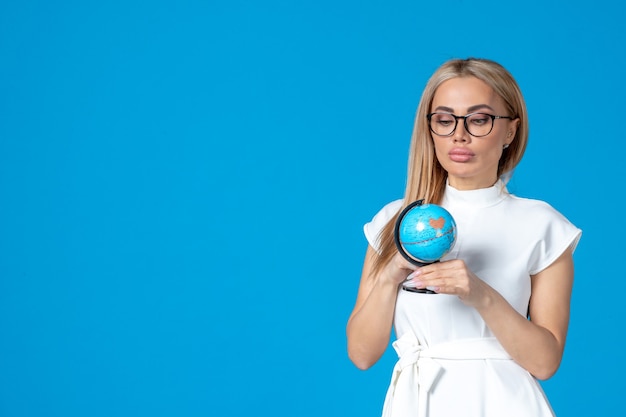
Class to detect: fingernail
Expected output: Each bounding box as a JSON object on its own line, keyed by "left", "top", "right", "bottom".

{"left": 407, "top": 269, "right": 422, "bottom": 280}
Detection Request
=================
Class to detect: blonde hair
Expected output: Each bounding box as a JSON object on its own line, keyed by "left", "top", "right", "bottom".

{"left": 371, "top": 57, "right": 529, "bottom": 276}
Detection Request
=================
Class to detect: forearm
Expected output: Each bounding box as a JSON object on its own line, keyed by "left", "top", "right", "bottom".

{"left": 347, "top": 278, "right": 399, "bottom": 370}
{"left": 477, "top": 287, "right": 564, "bottom": 380}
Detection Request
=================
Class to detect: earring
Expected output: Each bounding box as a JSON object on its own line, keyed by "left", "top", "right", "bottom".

{"left": 503, "top": 144, "right": 510, "bottom": 149}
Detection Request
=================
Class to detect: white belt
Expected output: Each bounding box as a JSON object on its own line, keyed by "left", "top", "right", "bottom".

{"left": 382, "top": 333, "right": 512, "bottom": 417}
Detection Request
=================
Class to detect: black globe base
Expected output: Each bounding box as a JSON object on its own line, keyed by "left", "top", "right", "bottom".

{"left": 402, "top": 286, "right": 437, "bottom": 294}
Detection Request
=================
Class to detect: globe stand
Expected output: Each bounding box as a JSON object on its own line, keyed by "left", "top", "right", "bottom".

{"left": 403, "top": 285, "right": 437, "bottom": 294}
{"left": 393, "top": 199, "right": 447, "bottom": 295}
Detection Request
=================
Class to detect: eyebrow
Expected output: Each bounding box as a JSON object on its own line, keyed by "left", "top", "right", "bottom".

{"left": 433, "top": 104, "right": 496, "bottom": 113}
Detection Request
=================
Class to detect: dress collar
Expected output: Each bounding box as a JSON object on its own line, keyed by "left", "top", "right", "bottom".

{"left": 443, "top": 179, "right": 508, "bottom": 208}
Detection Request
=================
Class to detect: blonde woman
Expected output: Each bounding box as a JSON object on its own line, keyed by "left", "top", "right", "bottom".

{"left": 347, "top": 58, "right": 582, "bottom": 417}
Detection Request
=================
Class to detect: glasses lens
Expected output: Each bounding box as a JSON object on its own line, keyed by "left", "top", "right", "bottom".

{"left": 465, "top": 113, "right": 493, "bottom": 137}
{"left": 430, "top": 113, "right": 456, "bottom": 136}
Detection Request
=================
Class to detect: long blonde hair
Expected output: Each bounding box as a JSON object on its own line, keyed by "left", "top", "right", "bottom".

{"left": 371, "top": 57, "right": 529, "bottom": 276}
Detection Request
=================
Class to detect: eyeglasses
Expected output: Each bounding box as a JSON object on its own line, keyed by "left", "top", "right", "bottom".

{"left": 427, "top": 112, "right": 514, "bottom": 137}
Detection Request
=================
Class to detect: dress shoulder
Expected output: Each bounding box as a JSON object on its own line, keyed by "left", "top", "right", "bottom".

{"left": 363, "top": 199, "right": 403, "bottom": 253}
{"left": 506, "top": 194, "right": 582, "bottom": 274}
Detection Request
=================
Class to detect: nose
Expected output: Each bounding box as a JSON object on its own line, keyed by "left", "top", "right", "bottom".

{"left": 452, "top": 118, "right": 471, "bottom": 143}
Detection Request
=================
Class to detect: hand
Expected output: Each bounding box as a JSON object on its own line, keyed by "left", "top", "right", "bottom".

{"left": 407, "top": 259, "right": 491, "bottom": 308}
{"left": 381, "top": 252, "right": 418, "bottom": 287}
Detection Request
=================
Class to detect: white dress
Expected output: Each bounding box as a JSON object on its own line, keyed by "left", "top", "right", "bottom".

{"left": 364, "top": 180, "right": 582, "bottom": 417}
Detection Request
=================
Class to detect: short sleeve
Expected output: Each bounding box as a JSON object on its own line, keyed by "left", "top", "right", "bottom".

{"left": 363, "top": 200, "right": 403, "bottom": 253}
{"left": 527, "top": 204, "right": 582, "bottom": 275}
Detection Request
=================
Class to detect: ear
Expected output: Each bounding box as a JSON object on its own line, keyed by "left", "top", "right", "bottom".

{"left": 505, "top": 118, "right": 521, "bottom": 146}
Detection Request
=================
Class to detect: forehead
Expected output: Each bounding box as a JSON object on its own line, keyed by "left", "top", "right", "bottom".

{"left": 431, "top": 76, "right": 504, "bottom": 111}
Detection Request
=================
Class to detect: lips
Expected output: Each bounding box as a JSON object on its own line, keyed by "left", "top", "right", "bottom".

{"left": 448, "top": 148, "right": 474, "bottom": 162}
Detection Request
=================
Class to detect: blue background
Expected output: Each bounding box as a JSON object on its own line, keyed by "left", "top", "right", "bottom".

{"left": 1, "top": 1, "right": 623, "bottom": 416}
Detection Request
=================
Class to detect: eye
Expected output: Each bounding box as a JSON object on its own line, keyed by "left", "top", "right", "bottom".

{"left": 468, "top": 113, "right": 491, "bottom": 126}
{"left": 433, "top": 113, "right": 455, "bottom": 126}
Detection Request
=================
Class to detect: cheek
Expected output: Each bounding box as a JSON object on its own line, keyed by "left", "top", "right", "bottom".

{"left": 433, "top": 144, "right": 458, "bottom": 173}
{"left": 488, "top": 147, "right": 506, "bottom": 164}
{"left": 432, "top": 140, "right": 446, "bottom": 158}
{"left": 473, "top": 142, "right": 506, "bottom": 168}
{"left": 432, "top": 142, "right": 448, "bottom": 165}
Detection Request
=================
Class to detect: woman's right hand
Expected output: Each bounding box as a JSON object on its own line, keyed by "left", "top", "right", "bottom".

{"left": 380, "top": 252, "right": 417, "bottom": 287}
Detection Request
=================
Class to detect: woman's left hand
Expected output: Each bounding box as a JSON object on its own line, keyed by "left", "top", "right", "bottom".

{"left": 407, "top": 259, "right": 492, "bottom": 308}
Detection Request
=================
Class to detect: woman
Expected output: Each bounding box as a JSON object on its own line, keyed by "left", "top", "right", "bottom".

{"left": 346, "top": 58, "right": 582, "bottom": 417}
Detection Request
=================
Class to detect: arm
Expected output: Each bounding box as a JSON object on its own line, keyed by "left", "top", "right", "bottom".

{"left": 490, "top": 248, "right": 574, "bottom": 379}
{"left": 346, "top": 245, "right": 415, "bottom": 370}
{"left": 409, "top": 248, "right": 575, "bottom": 379}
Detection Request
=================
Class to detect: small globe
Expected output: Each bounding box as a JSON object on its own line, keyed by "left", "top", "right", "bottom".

{"left": 395, "top": 201, "right": 457, "bottom": 264}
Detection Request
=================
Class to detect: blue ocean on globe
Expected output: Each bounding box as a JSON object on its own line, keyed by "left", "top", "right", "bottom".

{"left": 398, "top": 203, "right": 457, "bottom": 264}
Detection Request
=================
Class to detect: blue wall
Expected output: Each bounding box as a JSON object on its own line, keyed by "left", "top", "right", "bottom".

{"left": 1, "top": 1, "right": 623, "bottom": 416}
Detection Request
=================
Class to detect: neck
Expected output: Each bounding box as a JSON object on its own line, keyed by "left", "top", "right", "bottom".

{"left": 447, "top": 175, "right": 498, "bottom": 191}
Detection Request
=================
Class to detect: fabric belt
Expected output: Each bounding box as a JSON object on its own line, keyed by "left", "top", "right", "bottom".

{"left": 382, "top": 333, "right": 513, "bottom": 417}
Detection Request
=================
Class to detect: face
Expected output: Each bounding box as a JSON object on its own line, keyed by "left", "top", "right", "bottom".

{"left": 430, "top": 76, "right": 519, "bottom": 190}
